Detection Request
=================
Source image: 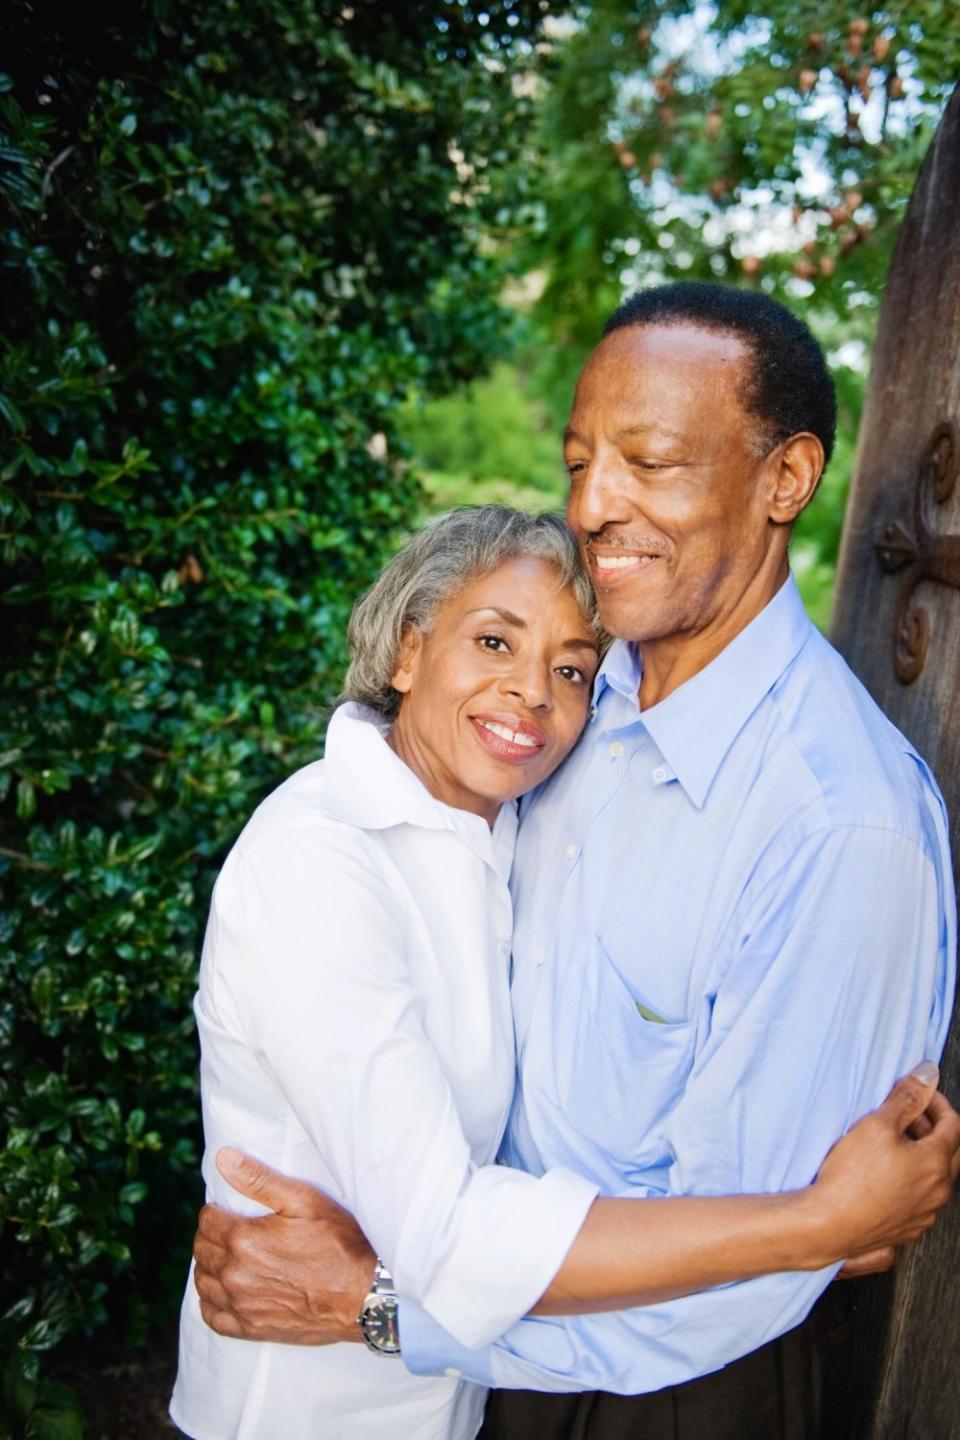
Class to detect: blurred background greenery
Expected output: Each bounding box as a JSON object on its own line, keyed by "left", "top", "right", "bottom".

{"left": 403, "top": 0, "right": 960, "bottom": 628}
{"left": 2, "top": 1, "right": 959, "bottom": 1432}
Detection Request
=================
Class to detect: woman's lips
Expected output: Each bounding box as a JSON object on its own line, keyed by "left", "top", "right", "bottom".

{"left": 470, "top": 715, "right": 548, "bottom": 764}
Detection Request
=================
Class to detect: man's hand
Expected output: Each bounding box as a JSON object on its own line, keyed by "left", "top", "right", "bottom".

{"left": 193, "top": 1148, "right": 375, "bottom": 1345}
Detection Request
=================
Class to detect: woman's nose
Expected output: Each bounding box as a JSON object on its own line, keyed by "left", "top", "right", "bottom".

{"left": 500, "top": 659, "right": 551, "bottom": 710}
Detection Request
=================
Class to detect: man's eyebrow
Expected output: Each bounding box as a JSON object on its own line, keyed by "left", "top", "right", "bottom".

{"left": 563, "top": 423, "right": 686, "bottom": 445}
{"left": 616, "top": 423, "right": 685, "bottom": 442}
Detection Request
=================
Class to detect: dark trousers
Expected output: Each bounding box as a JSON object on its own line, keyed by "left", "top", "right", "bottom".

{"left": 479, "top": 1283, "right": 858, "bottom": 1440}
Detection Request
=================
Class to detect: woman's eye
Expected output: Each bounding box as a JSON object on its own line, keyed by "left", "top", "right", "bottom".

{"left": 556, "top": 664, "right": 586, "bottom": 684}
{"left": 478, "top": 634, "right": 508, "bottom": 652}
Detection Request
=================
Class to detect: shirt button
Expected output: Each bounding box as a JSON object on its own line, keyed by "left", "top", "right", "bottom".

{"left": 534, "top": 946, "right": 546, "bottom": 966}
{"left": 652, "top": 766, "right": 667, "bottom": 783}
{"left": 498, "top": 940, "right": 510, "bottom": 958}
{"left": 609, "top": 741, "right": 624, "bottom": 758}
{"left": 443, "top": 1367, "right": 462, "bottom": 1378}
{"left": 564, "top": 842, "right": 577, "bottom": 860}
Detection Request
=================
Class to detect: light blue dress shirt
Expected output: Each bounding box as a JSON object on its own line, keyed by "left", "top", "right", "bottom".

{"left": 402, "top": 576, "right": 955, "bottom": 1395}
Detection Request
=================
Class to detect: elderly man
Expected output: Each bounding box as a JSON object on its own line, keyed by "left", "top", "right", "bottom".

{"left": 190, "top": 283, "right": 955, "bottom": 1438}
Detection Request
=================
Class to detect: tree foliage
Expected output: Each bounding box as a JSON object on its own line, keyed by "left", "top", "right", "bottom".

{"left": 462, "top": 2, "right": 960, "bottom": 624}
{"left": 524, "top": 1, "right": 960, "bottom": 353}
{"left": 0, "top": 0, "right": 555, "bottom": 1412}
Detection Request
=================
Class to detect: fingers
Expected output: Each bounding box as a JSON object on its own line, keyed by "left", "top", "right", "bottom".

{"left": 837, "top": 1246, "right": 897, "bottom": 1279}
{"left": 907, "top": 1113, "right": 934, "bottom": 1140}
{"left": 199, "top": 1298, "right": 247, "bottom": 1339}
{"left": 193, "top": 1258, "right": 232, "bottom": 1314}
{"left": 216, "top": 1147, "right": 333, "bottom": 1218}
{"left": 193, "top": 1227, "right": 229, "bottom": 1279}
{"left": 876, "top": 1063, "right": 940, "bottom": 1134}
{"left": 196, "top": 1201, "right": 236, "bottom": 1249}
{"left": 916, "top": 1092, "right": 960, "bottom": 1182}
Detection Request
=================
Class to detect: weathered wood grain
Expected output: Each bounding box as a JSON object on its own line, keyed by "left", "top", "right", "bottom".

{"left": 831, "top": 80, "right": 960, "bottom": 1440}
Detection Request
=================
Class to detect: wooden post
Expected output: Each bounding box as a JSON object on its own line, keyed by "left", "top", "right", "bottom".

{"left": 830, "top": 81, "right": 960, "bottom": 1440}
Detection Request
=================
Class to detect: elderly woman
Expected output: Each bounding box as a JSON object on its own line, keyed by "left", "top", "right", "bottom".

{"left": 171, "top": 507, "right": 951, "bottom": 1440}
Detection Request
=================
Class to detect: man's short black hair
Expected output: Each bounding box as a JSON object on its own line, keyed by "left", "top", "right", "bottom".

{"left": 602, "top": 282, "right": 837, "bottom": 466}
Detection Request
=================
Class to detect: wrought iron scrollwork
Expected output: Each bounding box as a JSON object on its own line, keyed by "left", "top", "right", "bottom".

{"left": 874, "top": 420, "right": 960, "bottom": 684}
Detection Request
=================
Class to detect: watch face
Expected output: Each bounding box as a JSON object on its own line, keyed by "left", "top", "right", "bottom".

{"left": 362, "top": 1294, "right": 400, "bottom": 1353}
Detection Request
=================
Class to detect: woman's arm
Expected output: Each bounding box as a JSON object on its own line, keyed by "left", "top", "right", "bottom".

{"left": 191, "top": 1067, "right": 960, "bottom": 1344}
{"left": 538, "top": 1067, "right": 957, "bottom": 1314}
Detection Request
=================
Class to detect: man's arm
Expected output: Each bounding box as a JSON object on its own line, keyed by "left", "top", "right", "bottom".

{"left": 192, "top": 1070, "right": 960, "bottom": 1346}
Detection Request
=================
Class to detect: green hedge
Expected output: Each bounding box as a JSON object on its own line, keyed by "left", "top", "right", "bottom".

{"left": 0, "top": 1, "right": 552, "bottom": 1423}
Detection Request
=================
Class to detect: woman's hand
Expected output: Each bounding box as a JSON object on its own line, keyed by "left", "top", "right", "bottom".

{"left": 812, "top": 1063, "right": 960, "bottom": 1269}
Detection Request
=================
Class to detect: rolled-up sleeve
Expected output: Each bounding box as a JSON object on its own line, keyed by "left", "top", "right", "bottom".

{"left": 404, "top": 824, "right": 953, "bottom": 1389}
{"left": 205, "top": 822, "right": 598, "bottom": 1350}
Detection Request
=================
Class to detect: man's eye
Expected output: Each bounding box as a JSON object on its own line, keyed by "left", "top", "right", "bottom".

{"left": 564, "top": 460, "right": 586, "bottom": 477}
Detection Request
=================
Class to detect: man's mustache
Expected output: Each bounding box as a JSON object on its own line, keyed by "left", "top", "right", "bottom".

{"left": 584, "top": 533, "right": 670, "bottom": 557}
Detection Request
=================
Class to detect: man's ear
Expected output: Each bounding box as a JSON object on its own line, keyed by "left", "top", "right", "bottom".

{"left": 766, "top": 433, "right": 824, "bottom": 524}
{"left": 391, "top": 624, "right": 423, "bottom": 695}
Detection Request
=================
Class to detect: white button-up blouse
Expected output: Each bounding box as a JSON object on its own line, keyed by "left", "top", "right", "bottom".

{"left": 170, "top": 704, "right": 596, "bottom": 1440}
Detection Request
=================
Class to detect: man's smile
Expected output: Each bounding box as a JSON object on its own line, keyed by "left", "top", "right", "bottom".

{"left": 588, "top": 548, "right": 666, "bottom": 585}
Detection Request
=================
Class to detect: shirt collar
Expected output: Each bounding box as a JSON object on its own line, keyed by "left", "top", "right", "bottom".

{"left": 321, "top": 703, "right": 517, "bottom": 875}
{"left": 595, "top": 576, "right": 814, "bottom": 810}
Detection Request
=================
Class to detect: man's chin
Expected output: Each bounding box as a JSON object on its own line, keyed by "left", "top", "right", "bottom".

{"left": 595, "top": 596, "right": 671, "bottom": 643}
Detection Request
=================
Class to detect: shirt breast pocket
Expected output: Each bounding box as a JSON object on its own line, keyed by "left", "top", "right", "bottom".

{"left": 561, "top": 939, "right": 698, "bottom": 1186}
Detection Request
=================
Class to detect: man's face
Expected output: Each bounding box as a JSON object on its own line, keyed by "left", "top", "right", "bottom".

{"left": 564, "top": 322, "right": 778, "bottom": 645}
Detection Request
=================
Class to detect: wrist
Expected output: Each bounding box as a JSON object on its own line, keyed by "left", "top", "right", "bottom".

{"left": 349, "top": 1249, "right": 377, "bottom": 1333}
{"left": 357, "top": 1258, "right": 401, "bottom": 1355}
{"left": 787, "top": 1184, "right": 846, "bottom": 1272}
{"left": 305, "top": 1240, "right": 375, "bottom": 1344}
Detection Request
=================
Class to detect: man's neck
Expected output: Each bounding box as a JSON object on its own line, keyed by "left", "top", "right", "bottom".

{"left": 637, "top": 558, "right": 790, "bottom": 710}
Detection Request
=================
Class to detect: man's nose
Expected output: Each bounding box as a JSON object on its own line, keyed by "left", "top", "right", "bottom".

{"left": 566, "top": 455, "right": 633, "bottom": 538}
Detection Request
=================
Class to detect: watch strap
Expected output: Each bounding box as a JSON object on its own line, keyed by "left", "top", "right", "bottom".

{"left": 358, "top": 1258, "right": 401, "bottom": 1355}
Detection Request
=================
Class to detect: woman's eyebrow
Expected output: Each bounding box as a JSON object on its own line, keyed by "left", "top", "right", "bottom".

{"left": 464, "top": 606, "right": 526, "bottom": 626}
{"left": 465, "top": 608, "right": 597, "bottom": 653}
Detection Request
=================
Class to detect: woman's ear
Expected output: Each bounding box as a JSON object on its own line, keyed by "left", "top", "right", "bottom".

{"left": 391, "top": 625, "right": 423, "bottom": 695}
{"left": 767, "top": 432, "right": 824, "bottom": 524}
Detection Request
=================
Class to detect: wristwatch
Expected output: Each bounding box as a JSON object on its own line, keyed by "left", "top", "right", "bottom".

{"left": 357, "top": 1258, "right": 401, "bottom": 1355}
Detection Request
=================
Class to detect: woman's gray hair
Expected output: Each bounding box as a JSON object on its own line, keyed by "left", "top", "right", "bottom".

{"left": 341, "top": 505, "right": 599, "bottom": 719}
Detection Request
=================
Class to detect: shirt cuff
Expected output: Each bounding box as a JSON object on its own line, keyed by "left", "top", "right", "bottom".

{"left": 400, "top": 1299, "right": 496, "bottom": 1386}
{"left": 401, "top": 1164, "right": 598, "bottom": 1351}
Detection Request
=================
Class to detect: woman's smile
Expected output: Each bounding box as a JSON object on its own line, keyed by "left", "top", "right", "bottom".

{"left": 470, "top": 712, "right": 548, "bottom": 763}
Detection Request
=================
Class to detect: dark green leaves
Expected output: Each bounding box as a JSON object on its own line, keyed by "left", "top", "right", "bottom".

{"left": 0, "top": 0, "right": 556, "bottom": 1410}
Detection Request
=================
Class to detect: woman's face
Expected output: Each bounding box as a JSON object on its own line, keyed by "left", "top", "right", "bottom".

{"left": 389, "top": 555, "right": 599, "bottom": 825}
